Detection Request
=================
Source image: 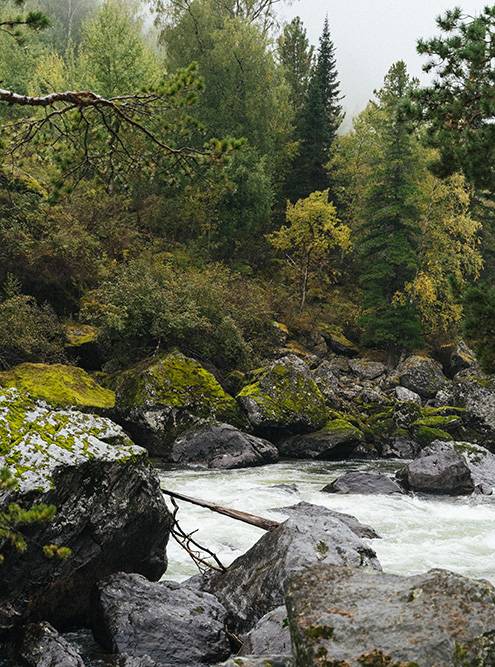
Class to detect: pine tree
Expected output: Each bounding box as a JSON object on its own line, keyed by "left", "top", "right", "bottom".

{"left": 277, "top": 17, "right": 314, "bottom": 114}
{"left": 291, "top": 16, "right": 344, "bottom": 200}
{"left": 359, "top": 62, "right": 423, "bottom": 352}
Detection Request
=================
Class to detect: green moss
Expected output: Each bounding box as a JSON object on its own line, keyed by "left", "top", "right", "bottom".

{"left": 420, "top": 406, "right": 465, "bottom": 417}
{"left": 413, "top": 415, "right": 460, "bottom": 430}
{"left": 0, "top": 363, "right": 115, "bottom": 410}
{"left": 415, "top": 426, "right": 451, "bottom": 445}
{"left": 64, "top": 323, "right": 99, "bottom": 347}
{"left": 322, "top": 418, "right": 363, "bottom": 440}
{"left": 305, "top": 624, "right": 334, "bottom": 640}
{"left": 237, "top": 360, "right": 327, "bottom": 428}
{"left": 115, "top": 352, "right": 240, "bottom": 423}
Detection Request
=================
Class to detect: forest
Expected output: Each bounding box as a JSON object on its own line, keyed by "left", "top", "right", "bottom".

{"left": 0, "top": 1, "right": 495, "bottom": 666}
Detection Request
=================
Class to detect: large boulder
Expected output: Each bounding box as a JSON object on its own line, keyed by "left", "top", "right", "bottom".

{"left": 396, "top": 444, "right": 474, "bottom": 495}
{"left": 348, "top": 359, "right": 385, "bottom": 380}
{"left": 0, "top": 388, "right": 170, "bottom": 630}
{"left": 278, "top": 419, "right": 363, "bottom": 460}
{"left": 237, "top": 356, "right": 328, "bottom": 436}
{"left": 16, "top": 622, "right": 85, "bottom": 667}
{"left": 171, "top": 422, "right": 278, "bottom": 469}
{"left": 201, "top": 504, "right": 380, "bottom": 633}
{"left": 93, "top": 573, "right": 230, "bottom": 666}
{"left": 423, "top": 440, "right": 495, "bottom": 494}
{"left": 394, "top": 385, "right": 421, "bottom": 404}
{"left": 285, "top": 564, "right": 495, "bottom": 666}
{"left": 273, "top": 502, "right": 379, "bottom": 540}
{"left": 0, "top": 362, "right": 115, "bottom": 410}
{"left": 112, "top": 352, "right": 241, "bottom": 457}
{"left": 396, "top": 355, "right": 447, "bottom": 399}
{"left": 322, "top": 471, "right": 404, "bottom": 495}
{"left": 450, "top": 369, "right": 495, "bottom": 449}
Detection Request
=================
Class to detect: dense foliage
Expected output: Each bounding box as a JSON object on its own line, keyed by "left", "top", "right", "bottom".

{"left": 0, "top": 0, "right": 492, "bottom": 370}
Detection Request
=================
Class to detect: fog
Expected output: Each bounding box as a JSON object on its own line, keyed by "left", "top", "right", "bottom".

{"left": 280, "top": 0, "right": 487, "bottom": 124}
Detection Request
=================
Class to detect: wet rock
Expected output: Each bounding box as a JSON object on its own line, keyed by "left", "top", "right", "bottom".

{"left": 17, "top": 622, "right": 84, "bottom": 667}
{"left": 237, "top": 356, "right": 328, "bottom": 436}
{"left": 382, "top": 437, "right": 420, "bottom": 459}
{"left": 93, "top": 573, "right": 230, "bottom": 666}
{"left": 451, "top": 369, "right": 495, "bottom": 449}
{"left": 278, "top": 419, "right": 363, "bottom": 460}
{"left": 394, "top": 385, "right": 421, "bottom": 404}
{"left": 322, "top": 471, "right": 405, "bottom": 495}
{"left": 112, "top": 352, "right": 241, "bottom": 458}
{"left": 116, "top": 656, "right": 158, "bottom": 667}
{"left": 171, "top": 422, "right": 278, "bottom": 469}
{"left": 201, "top": 504, "right": 380, "bottom": 633}
{"left": 348, "top": 359, "right": 385, "bottom": 380}
{"left": 285, "top": 564, "right": 495, "bottom": 666}
{"left": 424, "top": 440, "right": 495, "bottom": 494}
{"left": 274, "top": 502, "right": 380, "bottom": 539}
{"left": 397, "top": 446, "right": 474, "bottom": 495}
{"left": 240, "top": 606, "right": 291, "bottom": 656}
{"left": 396, "top": 355, "right": 448, "bottom": 399}
{"left": 0, "top": 389, "right": 170, "bottom": 630}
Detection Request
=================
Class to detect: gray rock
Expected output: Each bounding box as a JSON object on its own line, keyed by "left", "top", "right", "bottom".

{"left": 348, "top": 359, "right": 386, "bottom": 380}
{"left": 322, "top": 471, "right": 404, "bottom": 495}
{"left": 396, "top": 355, "right": 448, "bottom": 399}
{"left": 171, "top": 422, "right": 278, "bottom": 469}
{"left": 0, "top": 391, "right": 170, "bottom": 631}
{"left": 424, "top": 440, "right": 495, "bottom": 494}
{"left": 17, "top": 622, "right": 85, "bottom": 667}
{"left": 382, "top": 437, "right": 420, "bottom": 459}
{"left": 397, "top": 447, "right": 474, "bottom": 495}
{"left": 278, "top": 421, "right": 363, "bottom": 460}
{"left": 201, "top": 506, "right": 380, "bottom": 633}
{"left": 273, "top": 502, "right": 380, "bottom": 540}
{"left": 394, "top": 385, "right": 422, "bottom": 404}
{"left": 285, "top": 564, "right": 495, "bottom": 666}
{"left": 452, "top": 370, "right": 495, "bottom": 448}
{"left": 311, "top": 361, "right": 340, "bottom": 405}
{"left": 93, "top": 573, "right": 230, "bottom": 667}
{"left": 240, "top": 606, "right": 291, "bottom": 656}
{"left": 216, "top": 658, "right": 293, "bottom": 667}
{"left": 116, "top": 657, "right": 158, "bottom": 667}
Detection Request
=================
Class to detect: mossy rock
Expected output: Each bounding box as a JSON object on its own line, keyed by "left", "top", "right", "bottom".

{"left": 0, "top": 388, "right": 142, "bottom": 492}
{"left": 0, "top": 363, "right": 115, "bottom": 410}
{"left": 319, "top": 324, "right": 359, "bottom": 357}
{"left": 413, "top": 415, "right": 461, "bottom": 431}
{"left": 114, "top": 352, "right": 239, "bottom": 422}
{"left": 321, "top": 418, "right": 364, "bottom": 441}
{"left": 237, "top": 356, "right": 328, "bottom": 433}
{"left": 64, "top": 323, "right": 99, "bottom": 347}
{"left": 414, "top": 425, "right": 452, "bottom": 445}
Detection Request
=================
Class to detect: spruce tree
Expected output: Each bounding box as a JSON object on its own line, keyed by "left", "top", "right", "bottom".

{"left": 359, "top": 62, "right": 423, "bottom": 352}
{"left": 277, "top": 17, "right": 314, "bottom": 115}
{"left": 292, "top": 16, "right": 344, "bottom": 200}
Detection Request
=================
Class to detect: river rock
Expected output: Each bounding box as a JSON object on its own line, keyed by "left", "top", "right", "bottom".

{"left": 274, "top": 502, "right": 380, "bottom": 539}
{"left": 396, "top": 445, "right": 474, "bottom": 495}
{"left": 285, "top": 564, "right": 495, "bottom": 666}
{"left": 396, "top": 354, "right": 448, "bottom": 399}
{"left": 0, "top": 388, "right": 170, "bottom": 630}
{"left": 451, "top": 369, "right": 495, "bottom": 449}
{"left": 201, "top": 504, "right": 380, "bottom": 633}
{"left": 278, "top": 418, "right": 363, "bottom": 459}
{"left": 348, "top": 359, "right": 385, "bottom": 380}
{"left": 322, "top": 471, "right": 405, "bottom": 495}
{"left": 423, "top": 440, "right": 495, "bottom": 494}
{"left": 237, "top": 356, "right": 328, "bottom": 436}
{"left": 394, "top": 385, "right": 422, "bottom": 404}
{"left": 382, "top": 437, "right": 420, "bottom": 459}
{"left": 112, "top": 352, "right": 241, "bottom": 457}
{"left": 17, "top": 622, "right": 85, "bottom": 667}
{"left": 93, "top": 573, "right": 230, "bottom": 666}
{"left": 171, "top": 422, "right": 278, "bottom": 469}
{"left": 240, "top": 606, "right": 291, "bottom": 656}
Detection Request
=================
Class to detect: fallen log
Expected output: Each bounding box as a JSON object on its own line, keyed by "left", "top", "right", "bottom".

{"left": 162, "top": 489, "right": 280, "bottom": 532}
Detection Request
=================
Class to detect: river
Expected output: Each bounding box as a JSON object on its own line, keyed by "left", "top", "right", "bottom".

{"left": 157, "top": 459, "right": 495, "bottom": 584}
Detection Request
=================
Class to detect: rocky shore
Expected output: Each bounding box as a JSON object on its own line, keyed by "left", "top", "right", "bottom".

{"left": 1, "top": 336, "right": 495, "bottom": 665}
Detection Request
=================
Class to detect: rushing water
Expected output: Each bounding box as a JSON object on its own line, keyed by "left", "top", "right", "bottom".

{"left": 157, "top": 459, "right": 495, "bottom": 584}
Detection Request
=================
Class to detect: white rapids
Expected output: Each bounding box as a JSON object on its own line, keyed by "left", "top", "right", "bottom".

{"left": 157, "top": 460, "right": 495, "bottom": 584}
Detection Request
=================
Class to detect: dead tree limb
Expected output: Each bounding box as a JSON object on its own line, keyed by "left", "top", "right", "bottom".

{"left": 162, "top": 489, "right": 280, "bottom": 532}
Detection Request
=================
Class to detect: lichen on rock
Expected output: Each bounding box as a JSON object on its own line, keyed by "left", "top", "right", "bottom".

{"left": 0, "top": 388, "right": 142, "bottom": 492}
{"left": 0, "top": 363, "right": 115, "bottom": 410}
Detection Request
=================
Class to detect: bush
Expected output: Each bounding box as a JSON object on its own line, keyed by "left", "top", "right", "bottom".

{"left": 81, "top": 255, "right": 276, "bottom": 370}
{"left": 0, "top": 294, "right": 66, "bottom": 369}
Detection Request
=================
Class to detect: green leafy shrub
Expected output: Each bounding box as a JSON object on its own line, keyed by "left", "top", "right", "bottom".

{"left": 81, "top": 255, "right": 276, "bottom": 370}
{"left": 0, "top": 290, "right": 66, "bottom": 369}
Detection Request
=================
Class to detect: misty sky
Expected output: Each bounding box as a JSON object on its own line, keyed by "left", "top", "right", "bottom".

{"left": 280, "top": 0, "right": 487, "bottom": 125}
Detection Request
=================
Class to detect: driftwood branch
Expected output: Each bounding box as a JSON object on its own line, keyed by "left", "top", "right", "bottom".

{"left": 162, "top": 489, "right": 280, "bottom": 532}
